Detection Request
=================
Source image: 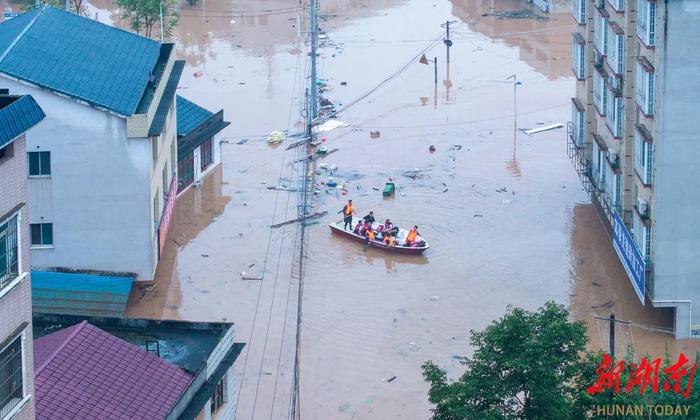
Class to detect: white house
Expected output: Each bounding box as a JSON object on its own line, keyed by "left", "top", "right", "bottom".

{"left": 0, "top": 6, "right": 187, "bottom": 281}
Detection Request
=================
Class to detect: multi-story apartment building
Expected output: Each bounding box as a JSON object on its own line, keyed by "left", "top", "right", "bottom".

{"left": 0, "top": 6, "right": 184, "bottom": 281}
{"left": 0, "top": 92, "right": 45, "bottom": 419}
{"left": 568, "top": 0, "right": 700, "bottom": 338}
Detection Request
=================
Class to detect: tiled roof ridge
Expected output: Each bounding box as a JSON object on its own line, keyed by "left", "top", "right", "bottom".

{"left": 35, "top": 320, "right": 88, "bottom": 377}
{"left": 40, "top": 5, "right": 162, "bottom": 48}
{"left": 0, "top": 5, "right": 44, "bottom": 65}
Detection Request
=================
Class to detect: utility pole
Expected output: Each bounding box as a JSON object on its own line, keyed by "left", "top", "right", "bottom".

{"left": 609, "top": 313, "right": 615, "bottom": 359}
{"left": 594, "top": 314, "right": 632, "bottom": 360}
{"left": 441, "top": 20, "right": 456, "bottom": 64}
{"left": 507, "top": 74, "right": 521, "bottom": 147}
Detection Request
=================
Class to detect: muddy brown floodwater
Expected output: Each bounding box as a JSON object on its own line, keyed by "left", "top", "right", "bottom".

{"left": 2, "top": 0, "right": 695, "bottom": 418}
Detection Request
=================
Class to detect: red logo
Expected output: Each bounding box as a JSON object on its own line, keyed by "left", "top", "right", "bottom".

{"left": 587, "top": 353, "right": 697, "bottom": 398}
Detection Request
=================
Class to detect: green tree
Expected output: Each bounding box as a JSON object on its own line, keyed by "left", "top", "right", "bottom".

{"left": 422, "top": 301, "right": 589, "bottom": 419}
{"left": 423, "top": 301, "right": 700, "bottom": 419}
{"left": 115, "top": 0, "right": 178, "bottom": 39}
{"left": 22, "top": 0, "right": 88, "bottom": 16}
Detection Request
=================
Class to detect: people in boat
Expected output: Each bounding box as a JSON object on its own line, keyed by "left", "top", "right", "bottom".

{"left": 363, "top": 211, "right": 375, "bottom": 224}
{"left": 405, "top": 226, "right": 419, "bottom": 246}
{"left": 375, "top": 225, "right": 384, "bottom": 241}
{"left": 367, "top": 229, "right": 376, "bottom": 242}
{"left": 363, "top": 220, "right": 373, "bottom": 235}
{"left": 338, "top": 199, "right": 356, "bottom": 230}
{"left": 384, "top": 233, "right": 396, "bottom": 247}
{"left": 384, "top": 219, "right": 399, "bottom": 237}
{"left": 353, "top": 221, "right": 363, "bottom": 235}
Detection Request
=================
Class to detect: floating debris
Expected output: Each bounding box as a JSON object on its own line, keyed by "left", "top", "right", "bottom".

{"left": 370, "top": 130, "right": 381, "bottom": 139}
{"left": 267, "top": 130, "right": 286, "bottom": 144}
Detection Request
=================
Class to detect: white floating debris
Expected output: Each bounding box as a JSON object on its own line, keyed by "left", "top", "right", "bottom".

{"left": 314, "top": 119, "right": 349, "bottom": 133}
{"left": 522, "top": 123, "right": 563, "bottom": 135}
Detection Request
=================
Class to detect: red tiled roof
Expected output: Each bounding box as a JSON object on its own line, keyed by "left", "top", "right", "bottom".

{"left": 33, "top": 321, "right": 193, "bottom": 420}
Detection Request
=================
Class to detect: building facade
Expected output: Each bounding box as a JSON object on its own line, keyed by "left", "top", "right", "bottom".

{"left": 176, "top": 95, "right": 230, "bottom": 194}
{"left": 0, "top": 6, "right": 183, "bottom": 280}
{"left": 568, "top": 0, "right": 700, "bottom": 338}
{"left": 0, "top": 93, "right": 45, "bottom": 420}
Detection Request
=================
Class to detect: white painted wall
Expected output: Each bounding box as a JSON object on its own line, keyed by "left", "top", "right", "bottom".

{"left": 2, "top": 78, "right": 156, "bottom": 280}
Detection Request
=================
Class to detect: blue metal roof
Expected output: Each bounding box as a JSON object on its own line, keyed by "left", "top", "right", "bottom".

{"left": 0, "top": 6, "right": 162, "bottom": 116}
{"left": 0, "top": 95, "right": 45, "bottom": 148}
{"left": 32, "top": 270, "right": 134, "bottom": 318}
{"left": 176, "top": 95, "right": 214, "bottom": 136}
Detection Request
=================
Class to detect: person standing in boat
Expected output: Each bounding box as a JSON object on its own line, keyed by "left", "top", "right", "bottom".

{"left": 363, "top": 211, "right": 375, "bottom": 224}
{"left": 339, "top": 199, "right": 356, "bottom": 230}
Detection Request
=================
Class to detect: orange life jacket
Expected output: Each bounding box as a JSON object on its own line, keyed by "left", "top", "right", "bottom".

{"left": 344, "top": 204, "right": 354, "bottom": 216}
{"left": 368, "top": 231, "right": 376, "bottom": 240}
{"left": 407, "top": 229, "right": 417, "bottom": 242}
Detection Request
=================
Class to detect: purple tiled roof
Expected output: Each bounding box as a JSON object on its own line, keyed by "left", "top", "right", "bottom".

{"left": 33, "top": 321, "right": 193, "bottom": 420}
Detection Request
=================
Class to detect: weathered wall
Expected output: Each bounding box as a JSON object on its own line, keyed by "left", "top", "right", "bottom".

{"left": 0, "top": 134, "right": 35, "bottom": 419}
{"left": 651, "top": 0, "right": 700, "bottom": 338}
{"left": 3, "top": 78, "right": 156, "bottom": 280}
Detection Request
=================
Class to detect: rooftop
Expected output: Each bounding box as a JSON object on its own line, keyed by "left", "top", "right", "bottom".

{"left": 0, "top": 6, "right": 163, "bottom": 116}
{"left": 0, "top": 94, "right": 45, "bottom": 148}
{"left": 33, "top": 321, "right": 193, "bottom": 420}
{"left": 176, "top": 95, "right": 214, "bottom": 137}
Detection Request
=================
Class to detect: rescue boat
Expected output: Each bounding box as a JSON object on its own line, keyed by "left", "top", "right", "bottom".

{"left": 328, "top": 221, "right": 429, "bottom": 255}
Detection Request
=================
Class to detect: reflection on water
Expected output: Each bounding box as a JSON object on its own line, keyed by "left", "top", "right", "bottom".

{"left": 450, "top": 0, "right": 573, "bottom": 79}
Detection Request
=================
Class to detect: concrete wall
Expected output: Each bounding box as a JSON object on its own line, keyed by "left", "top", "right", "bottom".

{"left": 0, "top": 134, "right": 35, "bottom": 419}
{"left": 651, "top": 0, "right": 700, "bottom": 338}
{"left": 2, "top": 78, "right": 156, "bottom": 280}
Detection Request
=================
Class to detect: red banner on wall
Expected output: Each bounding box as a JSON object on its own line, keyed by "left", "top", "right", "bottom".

{"left": 158, "top": 174, "right": 177, "bottom": 258}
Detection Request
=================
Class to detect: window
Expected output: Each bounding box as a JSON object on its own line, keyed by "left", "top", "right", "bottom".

{"left": 27, "top": 151, "right": 50, "bottom": 176}
{"left": 572, "top": 33, "right": 586, "bottom": 80}
{"left": 634, "top": 127, "right": 653, "bottom": 185}
{"left": 593, "top": 69, "right": 608, "bottom": 115}
{"left": 178, "top": 152, "right": 194, "bottom": 192}
{"left": 607, "top": 0, "right": 624, "bottom": 12}
{"left": 606, "top": 25, "right": 624, "bottom": 75}
{"left": 200, "top": 139, "right": 213, "bottom": 171}
{"left": 605, "top": 89, "right": 624, "bottom": 138}
{"left": 633, "top": 212, "right": 652, "bottom": 263}
{"left": 30, "top": 223, "right": 53, "bottom": 246}
{"left": 592, "top": 138, "right": 608, "bottom": 191}
{"left": 572, "top": 0, "right": 586, "bottom": 24}
{"left": 593, "top": 8, "right": 608, "bottom": 56}
{"left": 210, "top": 376, "right": 226, "bottom": 414}
{"left": 635, "top": 60, "right": 654, "bottom": 116}
{"left": 636, "top": 0, "right": 656, "bottom": 46}
{"left": 0, "top": 215, "right": 19, "bottom": 290}
{"left": 162, "top": 162, "right": 169, "bottom": 196}
{"left": 170, "top": 139, "right": 176, "bottom": 174}
{"left": 153, "top": 189, "right": 160, "bottom": 228}
{"left": 151, "top": 136, "right": 159, "bottom": 163}
{"left": 0, "top": 334, "right": 24, "bottom": 419}
{"left": 604, "top": 161, "right": 621, "bottom": 213}
{"left": 570, "top": 102, "right": 585, "bottom": 147}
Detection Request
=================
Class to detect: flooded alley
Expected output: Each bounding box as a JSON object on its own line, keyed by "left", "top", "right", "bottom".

{"left": 88, "top": 0, "right": 700, "bottom": 418}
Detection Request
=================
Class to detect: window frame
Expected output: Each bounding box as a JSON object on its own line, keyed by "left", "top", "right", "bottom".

{"left": 572, "top": 33, "right": 586, "bottom": 80}
{"left": 27, "top": 151, "right": 51, "bottom": 177}
{"left": 0, "top": 330, "right": 28, "bottom": 420}
{"left": 0, "top": 213, "right": 20, "bottom": 291}
{"left": 635, "top": 60, "right": 654, "bottom": 116}
{"left": 200, "top": 138, "right": 213, "bottom": 171}
{"left": 572, "top": 0, "right": 586, "bottom": 24}
{"left": 29, "top": 223, "right": 53, "bottom": 248}
{"left": 636, "top": 0, "right": 656, "bottom": 47}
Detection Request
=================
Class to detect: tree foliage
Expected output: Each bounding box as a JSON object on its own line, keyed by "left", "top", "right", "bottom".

{"left": 423, "top": 302, "right": 589, "bottom": 419}
{"left": 115, "top": 0, "right": 178, "bottom": 39}
{"left": 423, "top": 301, "right": 700, "bottom": 419}
{"left": 23, "top": 0, "right": 88, "bottom": 16}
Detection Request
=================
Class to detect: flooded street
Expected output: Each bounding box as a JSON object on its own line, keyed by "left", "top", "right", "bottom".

{"left": 8, "top": 0, "right": 695, "bottom": 417}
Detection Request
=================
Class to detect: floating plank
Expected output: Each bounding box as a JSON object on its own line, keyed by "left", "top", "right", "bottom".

{"left": 285, "top": 137, "right": 312, "bottom": 150}
{"left": 270, "top": 211, "right": 328, "bottom": 228}
{"left": 314, "top": 119, "right": 349, "bottom": 133}
{"left": 267, "top": 186, "right": 298, "bottom": 192}
{"left": 521, "top": 123, "right": 563, "bottom": 135}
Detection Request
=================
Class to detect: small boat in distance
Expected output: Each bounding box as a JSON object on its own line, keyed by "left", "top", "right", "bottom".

{"left": 328, "top": 221, "right": 429, "bottom": 255}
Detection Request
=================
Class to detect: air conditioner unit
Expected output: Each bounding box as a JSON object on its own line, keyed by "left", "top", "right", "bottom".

{"left": 638, "top": 198, "right": 648, "bottom": 214}
{"left": 608, "top": 151, "right": 619, "bottom": 163}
